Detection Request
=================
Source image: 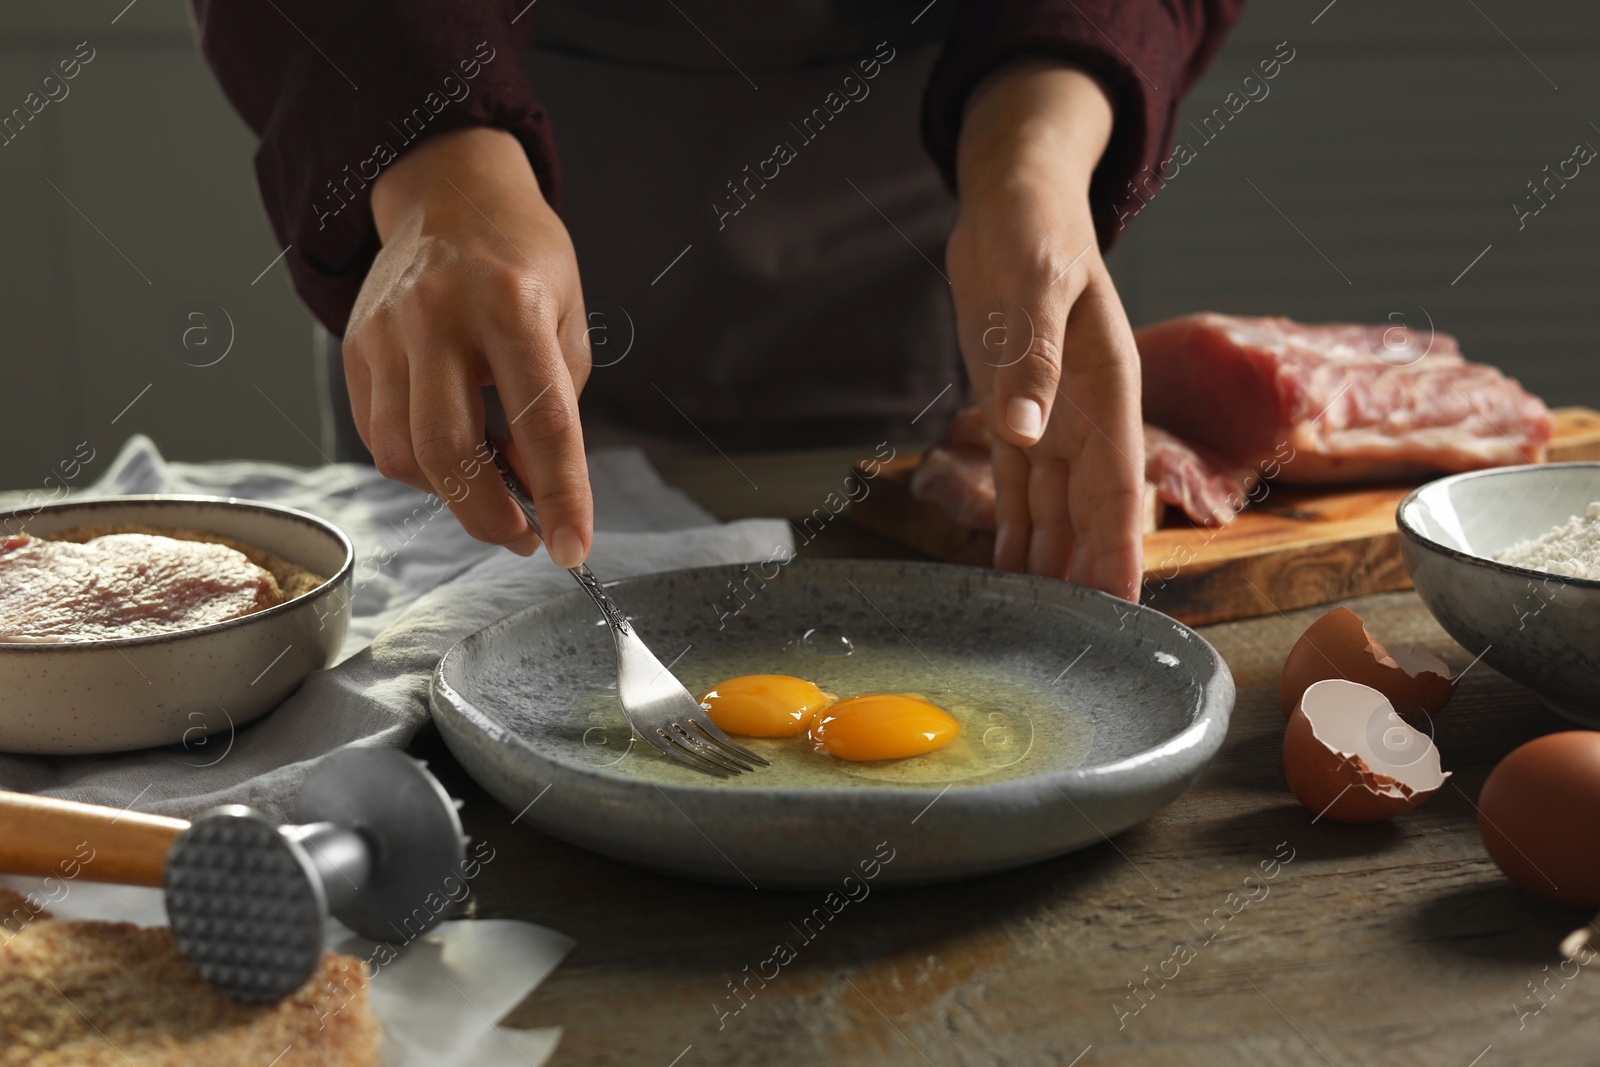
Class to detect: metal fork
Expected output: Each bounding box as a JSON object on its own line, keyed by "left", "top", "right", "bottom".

{"left": 486, "top": 440, "right": 769, "bottom": 778}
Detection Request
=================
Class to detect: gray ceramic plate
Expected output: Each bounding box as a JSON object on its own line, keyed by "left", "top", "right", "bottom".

{"left": 429, "top": 560, "right": 1233, "bottom": 888}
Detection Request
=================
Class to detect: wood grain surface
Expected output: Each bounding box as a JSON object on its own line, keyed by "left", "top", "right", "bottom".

{"left": 847, "top": 407, "right": 1600, "bottom": 626}
{"left": 411, "top": 504, "right": 1596, "bottom": 1067}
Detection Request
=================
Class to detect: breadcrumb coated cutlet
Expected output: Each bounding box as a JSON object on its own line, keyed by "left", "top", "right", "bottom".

{"left": 0, "top": 887, "right": 379, "bottom": 1067}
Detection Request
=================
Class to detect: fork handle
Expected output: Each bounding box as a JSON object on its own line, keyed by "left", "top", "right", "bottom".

{"left": 487, "top": 439, "right": 632, "bottom": 636}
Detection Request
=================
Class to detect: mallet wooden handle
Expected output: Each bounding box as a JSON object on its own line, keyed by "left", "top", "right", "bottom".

{"left": 0, "top": 791, "right": 188, "bottom": 887}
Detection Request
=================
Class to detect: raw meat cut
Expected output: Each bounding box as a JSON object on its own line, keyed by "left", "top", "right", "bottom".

{"left": 0, "top": 533, "right": 283, "bottom": 641}
{"left": 1144, "top": 425, "right": 1260, "bottom": 526}
{"left": 1136, "top": 314, "right": 1552, "bottom": 483}
{"left": 911, "top": 408, "right": 1253, "bottom": 530}
{"left": 910, "top": 409, "right": 998, "bottom": 530}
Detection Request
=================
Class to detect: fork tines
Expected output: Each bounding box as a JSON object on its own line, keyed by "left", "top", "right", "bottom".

{"left": 644, "top": 718, "right": 769, "bottom": 777}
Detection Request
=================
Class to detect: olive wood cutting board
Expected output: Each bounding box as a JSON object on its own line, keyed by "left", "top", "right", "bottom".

{"left": 847, "top": 407, "right": 1600, "bottom": 627}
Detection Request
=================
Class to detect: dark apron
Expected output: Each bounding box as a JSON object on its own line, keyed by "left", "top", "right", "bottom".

{"left": 323, "top": 1, "right": 962, "bottom": 462}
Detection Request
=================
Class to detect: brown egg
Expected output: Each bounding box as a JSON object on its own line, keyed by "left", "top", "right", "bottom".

{"left": 1279, "top": 607, "right": 1454, "bottom": 723}
{"left": 1478, "top": 731, "right": 1600, "bottom": 908}
{"left": 1283, "top": 679, "right": 1450, "bottom": 822}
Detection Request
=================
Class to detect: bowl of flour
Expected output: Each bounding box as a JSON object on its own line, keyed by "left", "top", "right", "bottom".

{"left": 1398, "top": 463, "right": 1600, "bottom": 727}
{"left": 1495, "top": 501, "right": 1600, "bottom": 580}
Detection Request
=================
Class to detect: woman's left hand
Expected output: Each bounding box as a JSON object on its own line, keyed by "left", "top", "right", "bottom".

{"left": 946, "top": 62, "right": 1146, "bottom": 600}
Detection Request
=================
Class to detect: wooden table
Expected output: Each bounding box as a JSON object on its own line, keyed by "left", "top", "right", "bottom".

{"left": 411, "top": 453, "right": 1597, "bottom": 1067}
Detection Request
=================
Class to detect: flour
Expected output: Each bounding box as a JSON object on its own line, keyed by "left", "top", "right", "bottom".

{"left": 1496, "top": 502, "right": 1600, "bottom": 579}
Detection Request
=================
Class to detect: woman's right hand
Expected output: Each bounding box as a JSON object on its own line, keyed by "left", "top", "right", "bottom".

{"left": 345, "top": 126, "right": 594, "bottom": 567}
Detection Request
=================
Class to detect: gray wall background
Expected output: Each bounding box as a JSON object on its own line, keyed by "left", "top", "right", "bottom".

{"left": 0, "top": 1, "right": 319, "bottom": 493}
{"left": 0, "top": 0, "right": 1594, "bottom": 490}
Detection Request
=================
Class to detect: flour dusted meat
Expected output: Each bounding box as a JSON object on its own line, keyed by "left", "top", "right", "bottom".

{"left": 911, "top": 408, "right": 1251, "bottom": 530}
{"left": 0, "top": 533, "right": 283, "bottom": 641}
{"left": 1136, "top": 314, "right": 1552, "bottom": 483}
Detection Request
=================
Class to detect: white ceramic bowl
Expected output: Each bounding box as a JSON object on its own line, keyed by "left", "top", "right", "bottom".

{"left": 1398, "top": 463, "right": 1600, "bottom": 726}
{"left": 0, "top": 496, "right": 353, "bottom": 754}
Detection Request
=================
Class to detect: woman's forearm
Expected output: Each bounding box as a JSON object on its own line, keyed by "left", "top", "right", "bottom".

{"left": 371, "top": 127, "right": 542, "bottom": 243}
{"left": 957, "top": 63, "right": 1115, "bottom": 201}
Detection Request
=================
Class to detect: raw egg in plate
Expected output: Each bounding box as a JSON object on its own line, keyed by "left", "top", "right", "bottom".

{"left": 824, "top": 689, "right": 1038, "bottom": 786}
{"left": 809, "top": 692, "right": 960, "bottom": 760}
{"left": 699, "top": 674, "right": 832, "bottom": 737}
{"left": 563, "top": 640, "right": 1067, "bottom": 787}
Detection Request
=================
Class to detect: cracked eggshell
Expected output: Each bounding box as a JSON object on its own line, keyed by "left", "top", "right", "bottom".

{"left": 1478, "top": 731, "right": 1600, "bottom": 908}
{"left": 1283, "top": 678, "right": 1450, "bottom": 823}
{"left": 1278, "top": 607, "right": 1454, "bottom": 723}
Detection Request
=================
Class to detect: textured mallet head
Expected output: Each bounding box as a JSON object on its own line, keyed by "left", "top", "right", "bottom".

{"left": 164, "top": 806, "right": 326, "bottom": 1004}
{"left": 164, "top": 751, "right": 467, "bottom": 1004}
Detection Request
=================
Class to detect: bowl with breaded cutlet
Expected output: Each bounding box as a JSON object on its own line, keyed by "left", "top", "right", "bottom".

{"left": 0, "top": 496, "right": 353, "bottom": 754}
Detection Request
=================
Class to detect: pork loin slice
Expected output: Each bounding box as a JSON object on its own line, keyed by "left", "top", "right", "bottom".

{"left": 1143, "top": 425, "right": 1260, "bottom": 526}
{"left": 910, "top": 429, "right": 999, "bottom": 531}
{"left": 1136, "top": 313, "right": 1552, "bottom": 483}
{"left": 0, "top": 533, "right": 283, "bottom": 641}
{"left": 910, "top": 408, "right": 1251, "bottom": 532}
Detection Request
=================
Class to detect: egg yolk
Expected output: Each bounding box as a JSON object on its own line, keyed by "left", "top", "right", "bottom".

{"left": 699, "top": 674, "right": 833, "bottom": 737}
{"left": 809, "top": 693, "right": 961, "bottom": 761}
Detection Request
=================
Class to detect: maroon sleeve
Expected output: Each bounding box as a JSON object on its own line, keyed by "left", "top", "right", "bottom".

{"left": 922, "top": 0, "right": 1244, "bottom": 250}
{"left": 190, "top": 0, "right": 559, "bottom": 336}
